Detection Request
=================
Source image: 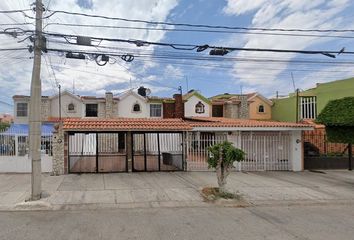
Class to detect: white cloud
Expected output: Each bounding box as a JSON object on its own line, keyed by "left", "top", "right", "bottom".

{"left": 223, "top": 0, "right": 268, "bottom": 15}
{"left": 222, "top": 0, "right": 354, "bottom": 96}
{"left": 0, "top": 0, "right": 179, "bottom": 105}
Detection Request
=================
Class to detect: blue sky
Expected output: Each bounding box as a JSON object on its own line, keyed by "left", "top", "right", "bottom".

{"left": 1, "top": 0, "right": 354, "bottom": 114}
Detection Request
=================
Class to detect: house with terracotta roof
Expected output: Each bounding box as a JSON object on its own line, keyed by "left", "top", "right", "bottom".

{"left": 3, "top": 87, "right": 313, "bottom": 174}
{"left": 0, "top": 113, "right": 13, "bottom": 124}
{"left": 210, "top": 92, "right": 273, "bottom": 120}
{"left": 47, "top": 116, "right": 313, "bottom": 174}
{"left": 183, "top": 90, "right": 212, "bottom": 117}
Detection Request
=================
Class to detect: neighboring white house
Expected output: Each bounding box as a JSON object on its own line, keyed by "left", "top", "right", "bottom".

{"left": 183, "top": 90, "right": 212, "bottom": 118}
{"left": 12, "top": 87, "right": 165, "bottom": 124}
{"left": 50, "top": 91, "right": 84, "bottom": 119}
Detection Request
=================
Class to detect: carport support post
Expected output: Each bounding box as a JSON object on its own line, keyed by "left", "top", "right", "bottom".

{"left": 127, "top": 132, "right": 132, "bottom": 172}
{"left": 290, "top": 131, "right": 303, "bottom": 171}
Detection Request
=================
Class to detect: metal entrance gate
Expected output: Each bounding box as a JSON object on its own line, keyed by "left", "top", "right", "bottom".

{"left": 132, "top": 132, "right": 184, "bottom": 172}
{"left": 186, "top": 131, "right": 291, "bottom": 171}
{"left": 68, "top": 132, "right": 127, "bottom": 173}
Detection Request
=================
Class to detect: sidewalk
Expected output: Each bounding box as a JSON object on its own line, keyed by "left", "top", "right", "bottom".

{"left": 1, "top": 170, "right": 354, "bottom": 211}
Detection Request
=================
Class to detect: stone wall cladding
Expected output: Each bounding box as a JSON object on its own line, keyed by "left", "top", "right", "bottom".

{"left": 224, "top": 102, "right": 239, "bottom": 119}
{"left": 112, "top": 101, "right": 118, "bottom": 117}
{"left": 52, "top": 123, "right": 65, "bottom": 175}
{"left": 105, "top": 92, "right": 113, "bottom": 118}
{"left": 98, "top": 102, "right": 105, "bottom": 118}
{"left": 41, "top": 99, "right": 50, "bottom": 121}
{"left": 238, "top": 95, "right": 249, "bottom": 119}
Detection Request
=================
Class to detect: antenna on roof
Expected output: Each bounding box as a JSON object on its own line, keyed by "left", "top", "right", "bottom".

{"left": 185, "top": 75, "right": 189, "bottom": 93}
{"left": 291, "top": 72, "right": 296, "bottom": 92}
{"left": 72, "top": 79, "right": 75, "bottom": 94}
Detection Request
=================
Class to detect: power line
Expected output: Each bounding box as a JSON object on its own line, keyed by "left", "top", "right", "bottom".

{"left": 43, "top": 32, "right": 349, "bottom": 57}
{"left": 0, "top": 47, "right": 29, "bottom": 51}
{"left": 40, "top": 9, "right": 354, "bottom": 33}
{"left": 4, "top": 8, "right": 354, "bottom": 35}
{"left": 43, "top": 22, "right": 354, "bottom": 39}
{"left": 0, "top": 100, "right": 13, "bottom": 107}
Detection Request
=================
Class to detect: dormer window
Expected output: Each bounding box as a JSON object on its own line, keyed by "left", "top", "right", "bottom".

{"left": 68, "top": 103, "right": 75, "bottom": 112}
{"left": 133, "top": 103, "right": 141, "bottom": 112}
{"left": 258, "top": 105, "right": 265, "bottom": 113}
{"left": 195, "top": 101, "right": 205, "bottom": 114}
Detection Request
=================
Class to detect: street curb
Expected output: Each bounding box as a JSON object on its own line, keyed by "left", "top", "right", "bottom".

{"left": 1, "top": 199, "right": 354, "bottom": 212}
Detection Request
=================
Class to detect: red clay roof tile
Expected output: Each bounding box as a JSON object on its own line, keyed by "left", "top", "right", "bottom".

{"left": 63, "top": 118, "right": 192, "bottom": 131}
{"left": 184, "top": 117, "right": 313, "bottom": 128}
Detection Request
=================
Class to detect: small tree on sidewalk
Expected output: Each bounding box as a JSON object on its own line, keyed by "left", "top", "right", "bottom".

{"left": 207, "top": 141, "right": 245, "bottom": 193}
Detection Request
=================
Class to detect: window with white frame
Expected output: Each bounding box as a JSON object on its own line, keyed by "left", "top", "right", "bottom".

{"left": 195, "top": 101, "right": 205, "bottom": 114}
{"left": 16, "top": 103, "right": 28, "bottom": 117}
{"left": 300, "top": 96, "right": 317, "bottom": 119}
{"left": 150, "top": 104, "right": 162, "bottom": 117}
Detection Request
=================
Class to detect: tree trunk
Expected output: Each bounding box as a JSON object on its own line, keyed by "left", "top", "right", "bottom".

{"left": 216, "top": 147, "right": 230, "bottom": 193}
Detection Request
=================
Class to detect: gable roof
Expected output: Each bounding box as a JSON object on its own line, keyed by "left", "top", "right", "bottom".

{"left": 210, "top": 92, "right": 273, "bottom": 105}
{"left": 49, "top": 90, "right": 81, "bottom": 101}
{"left": 118, "top": 89, "right": 147, "bottom": 102}
{"left": 183, "top": 90, "right": 211, "bottom": 105}
{"left": 247, "top": 92, "right": 273, "bottom": 106}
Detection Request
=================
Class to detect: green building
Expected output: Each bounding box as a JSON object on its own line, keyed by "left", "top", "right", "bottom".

{"left": 272, "top": 77, "right": 354, "bottom": 122}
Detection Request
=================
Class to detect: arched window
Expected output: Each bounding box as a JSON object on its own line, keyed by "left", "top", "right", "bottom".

{"left": 195, "top": 101, "right": 205, "bottom": 114}
{"left": 258, "top": 105, "right": 265, "bottom": 113}
{"left": 133, "top": 103, "right": 141, "bottom": 112}
{"left": 68, "top": 103, "right": 75, "bottom": 111}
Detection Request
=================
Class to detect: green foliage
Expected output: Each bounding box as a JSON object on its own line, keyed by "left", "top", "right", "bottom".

{"left": 317, "top": 97, "right": 354, "bottom": 126}
{"left": 317, "top": 97, "right": 354, "bottom": 143}
{"left": 326, "top": 126, "right": 354, "bottom": 144}
{"left": 0, "top": 122, "right": 10, "bottom": 131}
{"left": 207, "top": 141, "right": 245, "bottom": 169}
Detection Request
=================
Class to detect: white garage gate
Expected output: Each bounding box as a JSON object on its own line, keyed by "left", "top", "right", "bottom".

{"left": 186, "top": 131, "right": 291, "bottom": 171}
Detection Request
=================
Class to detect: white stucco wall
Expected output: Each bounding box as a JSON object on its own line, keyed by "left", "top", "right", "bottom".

{"left": 290, "top": 130, "right": 303, "bottom": 171}
{"left": 184, "top": 95, "right": 211, "bottom": 117}
{"left": 117, "top": 94, "right": 149, "bottom": 118}
{"left": 13, "top": 100, "right": 29, "bottom": 124}
{"left": 0, "top": 155, "right": 52, "bottom": 173}
{"left": 51, "top": 94, "right": 84, "bottom": 118}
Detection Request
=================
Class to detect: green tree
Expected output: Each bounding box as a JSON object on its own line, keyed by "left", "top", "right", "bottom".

{"left": 0, "top": 122, "right": 10, "bottom": 131}
{"left": 207, "top": 141, "right": 245, "bottom": 192}
{"left": 317, "top": 97, "right": 354, "bottom": 170}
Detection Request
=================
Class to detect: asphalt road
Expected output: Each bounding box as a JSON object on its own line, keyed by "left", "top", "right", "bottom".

{"left": 0, "top": 204, "right": 354, "bottom": 240}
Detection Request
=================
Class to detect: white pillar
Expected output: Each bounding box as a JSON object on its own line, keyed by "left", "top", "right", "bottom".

{"left": 290, "top": 130, "right": 303, "bottom": 171}
{"left": 15, "top": 135, "right": 19, "bottom": 156}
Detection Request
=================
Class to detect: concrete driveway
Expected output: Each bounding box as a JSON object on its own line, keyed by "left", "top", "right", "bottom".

{"left": 1, "top": 170, "right": 354, "bottom": 210}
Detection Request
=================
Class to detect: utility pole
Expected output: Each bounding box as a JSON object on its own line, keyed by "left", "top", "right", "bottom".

{"left": 29, "top": 0, "right": 43, "bottom": 200}
{"left": 295, "top": 88, "right": 299, "bottom": 123}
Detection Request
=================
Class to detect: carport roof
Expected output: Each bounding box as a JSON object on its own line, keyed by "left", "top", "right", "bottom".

{"left": 184, "top": 117, "right": 314, "bottom": 129}
{"left": 63, "top": 118, "right": 192, "bottom": 131}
